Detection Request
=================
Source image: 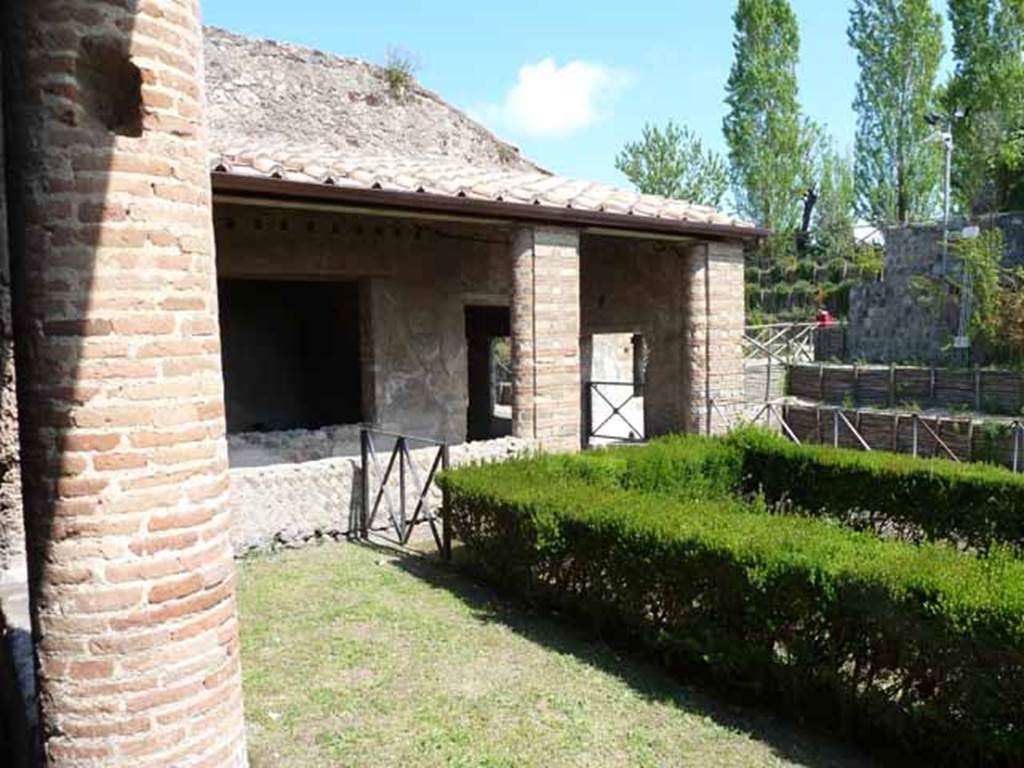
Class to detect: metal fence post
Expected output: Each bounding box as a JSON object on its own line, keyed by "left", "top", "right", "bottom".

{"left": 360, "top": 428, "right": 370, "bottom": 539}
{"left": 441, "top": 444, "right": 452, "bottom": 561}
{"left": 582, "top": 382, "right": 591, "bottom": 448}
{"left": 912, "top": 416, "right": 919, "bottom": 458}
{"left": 833, "top": 409, "right": 839, "bottom": 447}
{"left": 1014, "top": 423, "right": 1021, "bottom": 474}
{"left": 397, "top": 436, "right": 406, "bottom": 535}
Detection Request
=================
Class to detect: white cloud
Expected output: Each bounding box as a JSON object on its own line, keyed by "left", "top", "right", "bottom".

{"left": 480, "top": 58, "right": 627, "bottom": 139}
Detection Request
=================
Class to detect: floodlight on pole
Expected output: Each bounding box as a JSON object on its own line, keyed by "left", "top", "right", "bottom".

{"left": 928, "top": 107, "right": 969, "bottom": 359}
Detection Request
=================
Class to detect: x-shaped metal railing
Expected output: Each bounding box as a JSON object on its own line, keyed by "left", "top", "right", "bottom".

{"left": 746, "top": 403, "right": 969, "bottom": 463}
{"left": 586, "top": 381, "right": 645, "bottom": 443}
{"left": 360, "top": 428, "right": 451, "bottom": 558}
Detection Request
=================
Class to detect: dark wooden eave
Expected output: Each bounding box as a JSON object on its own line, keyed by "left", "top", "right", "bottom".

{"left": 211, "top": 172, "right": 769, "bottom": 242}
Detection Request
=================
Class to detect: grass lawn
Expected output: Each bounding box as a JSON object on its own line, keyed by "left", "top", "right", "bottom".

{"left": 238, "top": 542, "right": 874, "bottom": 768}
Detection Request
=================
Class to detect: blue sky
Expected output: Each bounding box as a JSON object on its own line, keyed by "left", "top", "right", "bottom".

{"left": 202, "top": 0, "right": 950, "bottom": 187}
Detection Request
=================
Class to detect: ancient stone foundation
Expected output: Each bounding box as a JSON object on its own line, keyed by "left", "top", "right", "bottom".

{"left": 226, "top": 428, "right": 531, "bottom": 553}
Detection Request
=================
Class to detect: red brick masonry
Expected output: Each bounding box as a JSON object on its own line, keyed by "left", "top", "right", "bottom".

{"left": 3, "top": 1, "right": 247, "bottom": 765}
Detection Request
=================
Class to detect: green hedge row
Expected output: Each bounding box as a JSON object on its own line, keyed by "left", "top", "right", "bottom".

{"left": 568, "top": 429, "right": 1024, "bottom": 551}
{"left": 439, "top": 458, "right": 1024, "bottom": 764}
{"left": 725, "top": 427, "right": 1024, "bottom": 552}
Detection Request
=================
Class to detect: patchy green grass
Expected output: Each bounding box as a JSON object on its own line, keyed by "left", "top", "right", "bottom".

{"left": 238, "top": 543, "right": 874, "bottom": 768}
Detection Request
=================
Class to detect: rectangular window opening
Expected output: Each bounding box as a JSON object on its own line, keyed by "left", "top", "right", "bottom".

{"left": 218, "top": 279, "right": 364, "bottom": 433}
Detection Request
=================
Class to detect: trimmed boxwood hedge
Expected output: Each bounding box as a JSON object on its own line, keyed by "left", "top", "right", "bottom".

{"left": 439, "top": 457, "right": 1024, "bottom": 765}
{"left": 568, "top": 429, "right": 1024, "bottom": 551}
{"left": 725, "top": 427, "right": 1024, "bottom": 552}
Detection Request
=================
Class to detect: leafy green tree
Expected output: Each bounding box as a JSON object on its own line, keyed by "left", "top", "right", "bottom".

{"left": 723, "top": 0, "right": 809, "bottom": 233}
{"left": 849, "top": 0, "right": 945, "bottom": 226}
{"left": 946, "top": 0, "right": 1024, "bottom": 213}
{"left": 813, "top": 146, "right": 858, "bottom": 260}
{"left": 615, "top": 122, "right": 729, "bottom": 207}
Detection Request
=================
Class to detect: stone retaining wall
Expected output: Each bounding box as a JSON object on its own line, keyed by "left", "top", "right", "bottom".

{"left": 848, "top": 213, "right": 1024, "bottom": 364}
{"left": 227, "top": 429, "right": 532, "bottom": 553}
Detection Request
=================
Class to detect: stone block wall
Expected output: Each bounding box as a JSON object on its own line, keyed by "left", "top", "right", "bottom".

{"left": 511, "top": 228, "right": 582, "bottom": 452}
{"left": 2, "top": 2, "right": 247, "bottom": 765}
{"left": 744, "top": 360, "right": 787, "bottom": 405}
{"left": 849, "top": 213, "right": 1024, "bottom": 364}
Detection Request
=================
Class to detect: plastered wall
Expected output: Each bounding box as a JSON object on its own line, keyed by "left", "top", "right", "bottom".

{"left": 214, "top": 205, "right": 514, "bottom": 445}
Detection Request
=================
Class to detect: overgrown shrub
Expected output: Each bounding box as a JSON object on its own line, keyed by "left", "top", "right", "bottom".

{"left": 440, "top": 459, "right": 1024, "bottom": 765}
{"left": 726, "top": 427, "right": 1024, "bottom": 551}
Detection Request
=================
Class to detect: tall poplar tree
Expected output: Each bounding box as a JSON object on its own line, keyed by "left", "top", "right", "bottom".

{"left": 723, "top": 0, "right": 809, "bottom": 233}
{"left": 946, "top": 0, "right": 1024, "bottom": 213}
{"left": 814, "top": 146, "right": 858, "bottom": 261}
{"left": 849, "top": 0, "right": 945, "bottom": 226}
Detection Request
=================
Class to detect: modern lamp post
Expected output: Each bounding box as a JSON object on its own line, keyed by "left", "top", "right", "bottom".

{"left": 926, "top": 107, "right": 969, "bottom": 363}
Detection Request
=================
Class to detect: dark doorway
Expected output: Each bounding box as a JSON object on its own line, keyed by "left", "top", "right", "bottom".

{"left": 465, "top": 305, "right": 511, "bottom": 441}
{"left": 218, "top": 279, "right": 363, "bottom": 433}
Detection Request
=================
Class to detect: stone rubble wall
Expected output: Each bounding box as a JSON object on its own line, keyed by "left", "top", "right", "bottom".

{"left": 215, "top": 206, "right": 514, "bottom": 446}
{"left": 227, "top": 430, "right": 532, "bottom": 553}
{"left": 580, "top": 235, "right": 688, "bottom": 439}
{"left": 0, "top": 41, "right": 25, "bottom": 587}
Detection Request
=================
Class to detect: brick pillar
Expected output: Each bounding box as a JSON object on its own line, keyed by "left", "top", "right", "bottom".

{"left": 2, "top": 2, "right": 247, "bottom": 765}
{"left": 685, "top": 241, "right": 746, "bottom": 435}
{"left": 511, "top": 227, "right": 582, "bottom": 452}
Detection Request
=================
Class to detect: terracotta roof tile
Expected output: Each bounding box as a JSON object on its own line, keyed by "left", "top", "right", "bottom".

{"left": 210, "top": 145, "right": 756, "bottom": 231}
{"left": 204, "top": 27, "right": 756, "bottom": 234}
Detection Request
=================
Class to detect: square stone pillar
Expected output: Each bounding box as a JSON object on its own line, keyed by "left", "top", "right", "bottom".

{"left": 511, "top": 227, "right": 582, "bottom": 452}
{"left": 685, "top": 241, "right": 746, "bottom": 435}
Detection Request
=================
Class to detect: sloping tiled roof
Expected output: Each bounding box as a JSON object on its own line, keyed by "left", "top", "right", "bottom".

{"left": 204, "top": 28, "right": 760, "bottom": 237}
{"left": 210, "top": 147, "right": 754, "bottom": 231}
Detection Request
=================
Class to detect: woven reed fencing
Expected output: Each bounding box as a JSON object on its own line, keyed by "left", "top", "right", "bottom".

{"left": 788, "top": 364, "right": 1024, "bottom": 415}
{"left": 772, "top": 403, "right": 1023, "bottom": 469}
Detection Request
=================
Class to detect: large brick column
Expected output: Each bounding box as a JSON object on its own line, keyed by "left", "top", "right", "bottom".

{"left": 685, "top": 241, "right": 746, "bottom": 434}
{"left": 511, "top": 227, "right": 582, "bottom": 452}
{"left": 3, "top": 2, "right": 247, "bottom": 765}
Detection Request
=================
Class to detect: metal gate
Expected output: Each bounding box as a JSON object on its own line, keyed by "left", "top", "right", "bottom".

{"left": 359, "top": 428, "right": 451, "bottom": 558}
{"left": 584, "top": 381, "right": 646, "bottom": 445}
